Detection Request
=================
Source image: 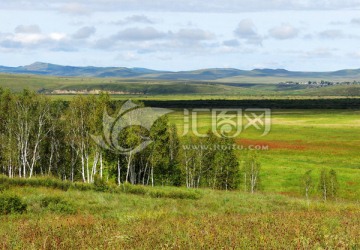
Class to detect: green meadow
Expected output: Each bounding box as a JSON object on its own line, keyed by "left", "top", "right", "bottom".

{"left": 1, "top": 74, "right": 360, "bottom": 248}
{"left": 1, "top": 107, "right": 360, "bottom": 249}
{"left": 169, "top": 109, "right": 360, "bottom": 200}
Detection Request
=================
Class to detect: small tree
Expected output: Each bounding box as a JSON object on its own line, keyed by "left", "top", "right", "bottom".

{"left": 328, "top": 169, "right": 339, "bottom": 199}
{"left": 212, "top": 138, "right": 240, "bottom": 190}
{"left": 302, "top": 170, "right": 313, "bottom": 203}
{"left": 318, "top": 169, "right": 339, "bottom": 202}
{"left": 318, "top": 169, "right": 329, "bottom": 202}
{"left": 244, "top": 153, "right": 261, "bottom": 193}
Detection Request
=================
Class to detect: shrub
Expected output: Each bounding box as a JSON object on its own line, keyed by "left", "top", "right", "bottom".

{"left": 148, "top": 189, "right": 166, "bottom": 198}
{"left": 148, "top": 189, "right": 202, "bottom": 200}
{"left": 93, "top": 175, "right": 108, "bottom": 192}
{"left": 0, "top": 176, "right": 71, "bottom": 191}
{"left": 0, "top": 183, "right": 10, "bottom": 193}
{"left": 70, "top": 182, "right": 93, "bottom": 191}
{"left": 40, "top": 196, "right": 63, "bottom": 208}
{"left": 118, "top": 183, "right": 203, "bottom": 200}
{"left": 40, "top": 196, "right": 75, "bottom": 214}
{"left": 0, "top": 175, "right": 9, "bottom": 184}
{"left": 164, "top": 189, "right": 202, "bottom": 200}
{"left": 121, "top": 183, "right": 147, "bottom": 195}
{"left": 0, "top": 194, "right": 27, "bottom": 215}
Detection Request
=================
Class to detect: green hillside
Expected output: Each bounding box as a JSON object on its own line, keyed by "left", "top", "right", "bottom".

{"left": 1, "top": 62, "right": 360, "bottom": 81}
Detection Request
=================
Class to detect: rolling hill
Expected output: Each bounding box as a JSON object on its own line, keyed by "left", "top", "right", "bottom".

{"left": 1, "top": 62, "right": 360, "bottom": 81}
{"left": 1, "top": 62, "right": 360, "bottom": 97}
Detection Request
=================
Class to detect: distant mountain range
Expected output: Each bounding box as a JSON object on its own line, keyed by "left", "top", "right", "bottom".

{"left": 1, "top": 62, "right": 360, "bottom": 80}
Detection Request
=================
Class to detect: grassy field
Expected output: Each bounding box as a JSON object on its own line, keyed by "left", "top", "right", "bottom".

{"left": 2, "top": 73, "right": 360, "bottom": 97}
{"left": 1, "top": 184, "right": 359, "bottom": 249}
{"left": 49, "top": 94, "right": 360, "bottom": 101}
{"left": 169, "top": 109, "right": 360, "bottom": 200}
{"left": 0, "top": 109, "right": 359, "bottom": 248}
{"left": 1, "top": 76, "right": 360, "bottom": 248}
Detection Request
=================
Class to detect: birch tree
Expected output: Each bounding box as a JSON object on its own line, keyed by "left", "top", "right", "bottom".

{"left": 244, "top": 153, "right": 261, "bottom": 193}
{"left": 318, "top": 168, "right": 329, "bottom": 202}
{"left": 302, "top": 170, "right": 313, "bottom": 203}
{"left": 0, "top": 89, "right": 18, "bottom": 178}
{"left": 319, "top": 169, "right": 339, "bottom": 201}
{"left": 65, "top": 96, "right": 94, "bottom": 183}
{"left": 14, "top": 90, "right": 51, "bottom": 178}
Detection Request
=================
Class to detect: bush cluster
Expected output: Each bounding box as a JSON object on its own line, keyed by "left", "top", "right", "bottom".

{"left": 0, "top": 176, "right": 203, "bottom": 200}
{"left": 40, "top": 196, "right": 75, "bottom": 214}
{"left": 0, "top": 194, "right": 27, "bottom": 215}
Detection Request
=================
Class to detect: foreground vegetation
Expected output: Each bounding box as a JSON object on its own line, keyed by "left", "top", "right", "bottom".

{"left": 0, "top": 182, "right": 359, "bottom": 249}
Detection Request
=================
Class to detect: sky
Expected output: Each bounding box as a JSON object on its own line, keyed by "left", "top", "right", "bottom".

{"left": 0, "top": 0, "right": 360, "bottom": 71}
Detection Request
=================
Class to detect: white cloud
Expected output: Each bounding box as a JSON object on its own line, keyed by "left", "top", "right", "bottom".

{"left": 269, "top": 24, "right": 299, "bottom": 39}
{"left": 234, "top": 19, "right": 262, "bottom": 45}
{"left": 95, "top": 27, "right": 215, "bottom": 52}
{"left": 59, "top": 3, "right": 90, "bottom": 15}
{"left": 114, "top": 15, "right": 155, "bottom": 25}
{"left": 114, "top": 27, "right": 167, "bottom": 41}
{"left": 0, "top": 2, "right": 359, "bottom": 71}
{"left": 15, "top": 25, "right": 41, "bottom": 34}
{"left": 0, "top": 30, "right": 69, "bottom": 50}
{"left": 319, "top": 29, "right": 345, "bottom": 39}
{"left": 12, "top": 33, "right": 45, "bottom": 44}
{"left": 1, "top": 0, "right": 360, "bottom": 12}
{"left": 0, "top": 39, "right": 22, "bottom": 49}
{"left": 223, "top": 39, "right": 240, "bottom": 47}
{"left": 351, "top": 18, "right": 360, "bottom": 25}
{"left": 72, "top": 26, "right": 96, "bottom": 39}
{"left": 117, "top": 51, "right": 140, "bottom": 61}
{"left": 49, "top": 33, "right": 67, "bottom": 41}
{"left": 173, "top": 29, "right": 215, "bottom": 41}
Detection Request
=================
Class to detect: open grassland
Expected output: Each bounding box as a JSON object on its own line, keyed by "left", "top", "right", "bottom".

{"left": 2, "top": 73, "right": 360, "bottom": 98}
{"left": 50, "top": 94, "right": 360, "bottom": 101}
{"left": 214, "top": 75, "right": 360, "bottom": 84}
{"left": 1, "top": 185, "right": 359, "bottom": 249}
{"left": 1, "top": 109, "right": 359, "bottom": 249}
{"left": 169, "top": 109, "right": 360, "bottom": 200}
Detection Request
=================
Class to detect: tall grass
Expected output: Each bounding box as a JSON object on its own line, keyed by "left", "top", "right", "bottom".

{"left": 0, "top": 175, "right": 202, "bottom": 200}
{"left": 0, "top": 184, "right": 359, "bottom": 249}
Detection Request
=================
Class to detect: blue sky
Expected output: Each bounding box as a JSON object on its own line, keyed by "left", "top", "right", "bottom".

{"left": 0, "top": 0, "right": 360, "bottom": 71}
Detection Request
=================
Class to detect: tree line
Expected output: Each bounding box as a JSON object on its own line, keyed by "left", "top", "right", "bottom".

{"left": 0, "top": 89, "right": 245, "bottom": 190}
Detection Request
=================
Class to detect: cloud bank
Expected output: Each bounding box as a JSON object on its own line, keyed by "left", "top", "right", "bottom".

{"left": 1, "top": 0, "right": 360, "bottom": 13}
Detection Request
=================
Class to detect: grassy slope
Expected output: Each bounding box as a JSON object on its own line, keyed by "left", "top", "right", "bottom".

{"left": 1, "top": 185, "right": 359, "bottom": 249}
